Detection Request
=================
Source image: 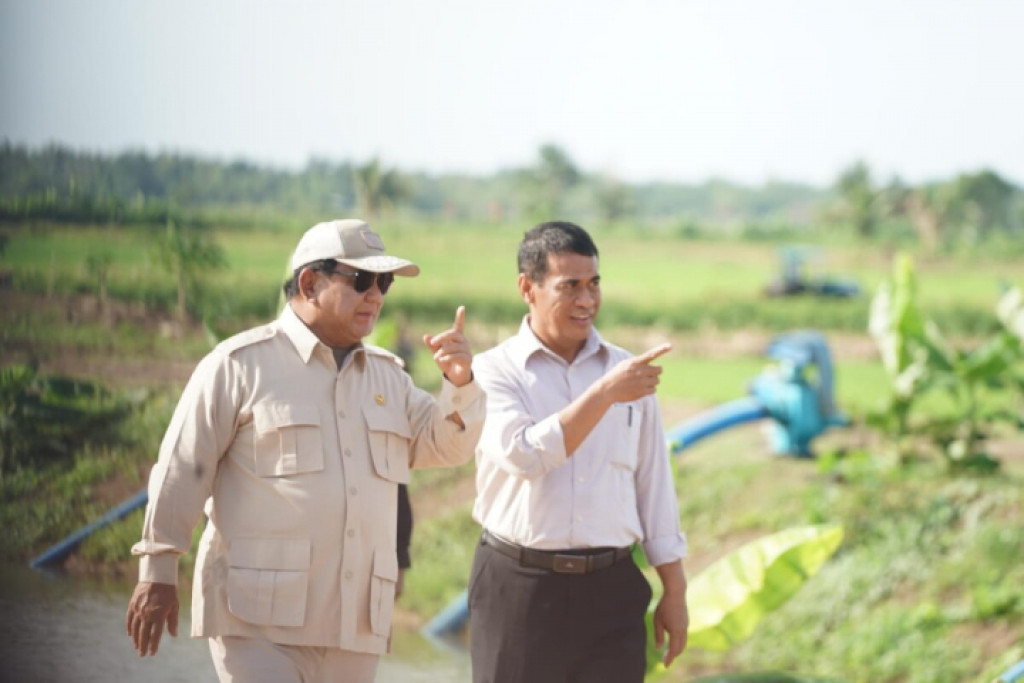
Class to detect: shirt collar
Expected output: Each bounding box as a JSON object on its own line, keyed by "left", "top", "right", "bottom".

{"left": 508, "top": 315, "right": 607, "bottom": 368}
{"left": 279, "top": 303, "right": 366, "bottom": 368}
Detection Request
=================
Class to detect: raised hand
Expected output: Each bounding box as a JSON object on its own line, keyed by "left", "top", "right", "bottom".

{"left": 600, "top": 343, "right": 672, "bottom": 404}
{"left": 423, "top": 306, "right": 473, "bottom": 387}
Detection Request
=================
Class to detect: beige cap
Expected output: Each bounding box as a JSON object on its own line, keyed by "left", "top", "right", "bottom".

{"left": 289, "top": 219, "right": 419, "bottom": 276}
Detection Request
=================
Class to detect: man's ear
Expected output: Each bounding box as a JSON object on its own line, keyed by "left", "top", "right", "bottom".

{"left": 517, "top": 273, "right": 534, "bottom": 305}
{"left": 298, "top": 268, "right": 321, "bottom": 301}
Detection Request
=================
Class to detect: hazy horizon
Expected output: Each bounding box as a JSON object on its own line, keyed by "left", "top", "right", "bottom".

{"left": 3, "top": 0, "right": 1022, "bottom": 187}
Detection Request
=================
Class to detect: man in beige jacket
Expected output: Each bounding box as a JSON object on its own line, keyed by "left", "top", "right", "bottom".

{"left": 125, "top": 219, "right": 485, "bottom": 682}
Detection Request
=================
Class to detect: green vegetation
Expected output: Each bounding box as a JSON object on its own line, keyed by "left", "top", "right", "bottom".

{"left": 868, "top": 255, "right": 1024, "bottom": 470}
{"left": 681, "top": 524, "right": 845, "bottom": 654}
{"left": 0, "top": 365, "right": 140, "bottom": 478}
{"left": 3, "top": 222, "right": 1020, "bottom": 341}
{"left": 1, "top": 145, "right": 1022, "bottom": 679}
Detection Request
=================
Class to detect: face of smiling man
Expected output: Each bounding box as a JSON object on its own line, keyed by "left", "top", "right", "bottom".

{"left": 519, "top": 251, "right": 601, "bottom": 363}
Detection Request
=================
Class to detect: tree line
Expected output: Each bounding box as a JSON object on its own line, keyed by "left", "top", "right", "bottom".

{"left": 1, "top": 140, "right": 1021, "bottom": 248}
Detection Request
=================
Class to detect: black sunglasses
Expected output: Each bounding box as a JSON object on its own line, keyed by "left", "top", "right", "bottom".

{"left": 329, "top": 268, "right": 395, "bottom": 295}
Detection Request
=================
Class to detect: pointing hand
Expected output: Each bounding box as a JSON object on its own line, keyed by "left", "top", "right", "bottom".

{"left": 423, "top": 306, "right": 473, "bottom": 387}
{"left": 601, "top": 343, "right": 672, "bottom": 404}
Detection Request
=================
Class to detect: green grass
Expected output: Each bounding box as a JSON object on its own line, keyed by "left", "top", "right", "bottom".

{"left": 4, "top": 222, "right": 1022, "bottom": 334}
{"left": 396, "top": 426, "right": 1024, "bottom": 682}
{"left": 2, "top": 219, "right": 1023, "bottom": 679}
{"left": 658, "top": 355, "right": 887, "bottom": 413}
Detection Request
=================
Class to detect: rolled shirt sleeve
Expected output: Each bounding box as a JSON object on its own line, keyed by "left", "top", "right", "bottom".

{"left": 472, "top": 358, "right": 568, "bottom": 480}
{"left": 633, "top": 395, "right": 687, "bottom": 567}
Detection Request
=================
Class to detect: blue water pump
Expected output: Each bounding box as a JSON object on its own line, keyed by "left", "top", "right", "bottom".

{"left": 749, "top": 330, "right": 848, "bottom": 457}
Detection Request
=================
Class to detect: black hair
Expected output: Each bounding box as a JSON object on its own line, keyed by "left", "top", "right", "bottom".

{"left": 282, "top": 259, "right": 338, "bottom": 298}
{"left": 517, "top": 221, "right": 598, "bottom": 282}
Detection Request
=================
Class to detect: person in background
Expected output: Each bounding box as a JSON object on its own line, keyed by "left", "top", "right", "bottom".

{"left": 369, "top": 312, "right": 416, "bottom": 598}
{"left": 125, "top": 218, "right": 485, "bottom": 683}
{"left": 469, "top": 221, "right": 688, "bottom": 683}
{"left": 396, "top": 483, "right": 413, "bottom": 596}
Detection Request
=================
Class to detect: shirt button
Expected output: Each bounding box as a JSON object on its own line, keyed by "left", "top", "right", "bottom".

{"left": 345, "top": 571, "right": 353, "bottom": 580}
{"left": 452, "top": 396, "right": 461, "bottom": 405}
{"left": 344, "top": 449, "right": 352, "bottom": 458}
{"left": 346, "top": 529, "right": 355, "bottom": 538}
{"left": 577, "top": 476, "right": 585, "bottom": 483}
{"left": 575, "top": 515, "right": 583, "bottom": 522}
{"left": 338, "top": 410, "right": 346, "bottom": 419}
{"left": 349, "top": 486, "right": 358, "bottom": 495}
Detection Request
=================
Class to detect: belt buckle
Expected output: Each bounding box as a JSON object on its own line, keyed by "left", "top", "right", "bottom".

{"left": 552, "top": 554, "right": 587, "bottom": 574}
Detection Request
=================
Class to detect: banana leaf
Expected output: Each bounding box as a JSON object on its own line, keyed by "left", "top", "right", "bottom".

{"left": 685, "top": 524, "right": 844, "bottom": 652}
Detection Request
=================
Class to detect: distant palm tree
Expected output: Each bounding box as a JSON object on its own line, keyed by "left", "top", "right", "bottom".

{"left": 835, "top": 160, "right": 879, "bottom": 239}
{"left": 154, "top": 216, "right": 226, "bottom": 322}
{"left": 353, "top": 158, "right": 409, "bottom": 221}
{"left": 518, "top": 143, "right": 580, "bottom": 221}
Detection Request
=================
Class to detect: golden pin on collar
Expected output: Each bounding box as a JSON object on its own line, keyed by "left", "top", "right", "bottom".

{"left": 374, "top": 394, "right": 386, "bottom": 406}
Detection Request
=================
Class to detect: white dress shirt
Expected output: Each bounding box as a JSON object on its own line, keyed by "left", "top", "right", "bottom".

{"left": 471, "top": 317, "right": 686, "bottom": 567}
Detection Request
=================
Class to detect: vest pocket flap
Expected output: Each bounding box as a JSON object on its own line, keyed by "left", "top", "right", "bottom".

{"left": 363, "top": 407, "right": 412, "bottom": 483}
{"left": 253, "top": 401, "right": 321, "bottom": 435}
{"left": 363, "top": 405, "right": 412, "bottom": 439}
{"left": 369, "top": 546, "right": 399, "bottom": 636}
{"left": 229, "top": 538, "right": 312, "bottom": 571}
{"left": 373, "top": 546, "right": 399, "bottom": 582}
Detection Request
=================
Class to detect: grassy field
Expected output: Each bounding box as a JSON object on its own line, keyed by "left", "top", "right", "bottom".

{"left": 2, "top": 219, "right": 1023, "bottom": 681}
{"left": 396, "top": 426, "right": 1024, "bottom": 682}
{"left": 4, "top": 222, "right": 1022, "bottom": 333}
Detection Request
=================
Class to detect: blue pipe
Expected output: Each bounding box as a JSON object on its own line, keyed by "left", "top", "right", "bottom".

{"left": 421, "top": 589, "right": 469, "bottom": 641}
{"left": 1001, "top": 658, "right": 1024, "bottom": 683}
{"left": 665, "top": 397, "right": 769, "bottom": 455}
{"left": 29, "top": 487, "right": 149, "bottom": 570}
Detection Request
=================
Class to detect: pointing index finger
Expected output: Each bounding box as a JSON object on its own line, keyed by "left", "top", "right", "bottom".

{"left": 637, "top": 343, "right": 672, "bottom": 364}
{"left": 453, "top": 306, "right": 466, "bottom": 334}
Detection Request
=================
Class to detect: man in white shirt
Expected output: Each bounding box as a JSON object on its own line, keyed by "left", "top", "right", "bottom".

{"left": 469, "top": 221, "right": 688, "bottom": 683}
{"left": 125, "top": 218, "right": 485, "bottom": 683}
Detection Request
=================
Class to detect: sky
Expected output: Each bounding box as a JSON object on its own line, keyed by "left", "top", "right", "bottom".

{"left": 2, "top": 0, "right": 1022, "bottom": 187}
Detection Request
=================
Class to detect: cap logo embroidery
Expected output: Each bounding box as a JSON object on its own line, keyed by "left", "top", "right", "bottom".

{"left": 361, "top": 230, "right": 385, "bottom": 252}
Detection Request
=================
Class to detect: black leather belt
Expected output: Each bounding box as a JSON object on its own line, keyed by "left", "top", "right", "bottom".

{"left": 481, "top": 529, "right": 632, "bottom": 575}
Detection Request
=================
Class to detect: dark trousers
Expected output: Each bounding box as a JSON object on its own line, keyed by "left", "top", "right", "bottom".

{"left": 468, "top": 536, "right": 652, "bottom": 683}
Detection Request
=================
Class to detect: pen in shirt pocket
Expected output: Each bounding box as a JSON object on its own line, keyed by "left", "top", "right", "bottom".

{"left": 628, "top": 405, "right": 633, "bottom": 426}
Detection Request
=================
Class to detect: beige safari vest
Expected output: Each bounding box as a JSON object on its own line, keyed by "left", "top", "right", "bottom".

{"left": 132, "top": 305, "right": 484, "bottom": 654}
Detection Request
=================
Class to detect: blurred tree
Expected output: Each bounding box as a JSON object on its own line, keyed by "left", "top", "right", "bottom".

{"left": 947, "top": 169, "right": 1018, "bottom": 239}
{"left": 86, "top": 250, "right": 115, "bottom": 321}
{"left": 594, "top": 175, "right": 635, "bottom": 224}
{"left": 880, "top": 178, "right": 941, "bottom": 252}
{"left": 353, "top": 158, "right": 409, "bottom": 221}
{"left": 835, "top": 160, "right": 880, "bottom": 239}
{"left": 518, "top": 144, "right": 580, "bottom": 221}
{"left": 902, "top": 189, "right": 942, "bottom": 253}
{"left": 154, "top": 216, "right": 226, "bottom": 322}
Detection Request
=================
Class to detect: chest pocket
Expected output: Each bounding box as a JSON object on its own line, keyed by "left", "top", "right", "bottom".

{"left": 605, "top": 402, "right": 643, "bottom": 472}
{"left": 363, "top": 405, "right": 411, "bottom": 484}
{"left": 252, "top": 401, "right": 325, "bottom": 477}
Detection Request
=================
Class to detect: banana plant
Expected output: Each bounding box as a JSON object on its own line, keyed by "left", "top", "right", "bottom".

{"left": 646, "top": 525, "right": 844, "bottom": 678}
{"left": 868, "top": 254, "right": 1023, "bottom": 470}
